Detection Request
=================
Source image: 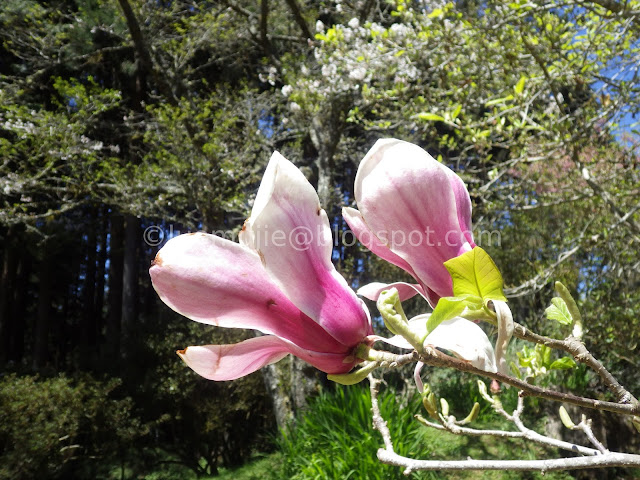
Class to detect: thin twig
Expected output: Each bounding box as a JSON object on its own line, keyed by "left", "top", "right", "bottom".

{"left": 370, "top": 369, "right": 640, "bottom": 473}
{"left": 512, "top": 323, "right": 637, "bottom": 405}
{"left": 369, "top": 375, "right": 394, "bottom": 452}
{"left": 415, "top": 415, "right": 600, "bottom": 456}
{"left": 365, "top": 346, "right": 639, "bottom": 416}
{"left": 574, "top": 416, "right": 609, "bottom": 454}
{"left": 377, "top": 449, "right": 640, "bottom": 473}
{"left": 417, "top": 347, "right": 640, "bottom": 416}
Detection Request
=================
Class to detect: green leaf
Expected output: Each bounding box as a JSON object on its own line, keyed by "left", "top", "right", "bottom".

{"left": 428, "top": 8, "right": 443, "bottom": 18}
{"left": 485, "top": 94, "right": 514, "bottom": 106}
{"left": 554, "top": 282, "right": 583, "bottom": 332}
{"left": 509, "top": 361, "right": 521, "bottom": 378}
{"left": 514, "top": 76, "right": 526, "bottom": 95}
{"left": 451, "top": 104, "right": 462, "bottom": 119}
{"left": 540, "top": 344, "right": 552, "bottom": 367}
{"left": 427, "top": 294, "right": 483, "bottom": 333}
{"left": 545, "top": 297, "right": 573, "bottom": 325}
{"left": 549, "top": 357, "right": 576, "bottom": 370}
{"left": 444, "top": 247, "right": 507, "bottom": 303}
{"left": 417, "top": 112, "right": 445, "bottom": 122}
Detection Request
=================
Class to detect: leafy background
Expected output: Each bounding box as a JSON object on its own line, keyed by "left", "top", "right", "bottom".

{"left": 0, "top": 0, "right": 639, "bottom": 478}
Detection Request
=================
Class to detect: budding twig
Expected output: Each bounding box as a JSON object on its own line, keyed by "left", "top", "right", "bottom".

{"left": 416, "top": 347, "right": 640, "bottom": 417}
{"left": 512, "top": 322, "right": 637, "bottom": 405}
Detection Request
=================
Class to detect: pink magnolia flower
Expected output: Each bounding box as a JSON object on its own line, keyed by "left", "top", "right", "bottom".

{"left": 150, "top": 152, "right": 372, "bottom": 381}
{"left": 343, "top": 138, "right": 475, "bottom": 307}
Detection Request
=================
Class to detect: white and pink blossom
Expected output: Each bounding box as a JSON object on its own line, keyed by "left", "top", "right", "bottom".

{"left": 343, "top": 138, "right": 475, "bottom": 306}
{"left": 151, "top": 153, "right": 372, "bottom": 381}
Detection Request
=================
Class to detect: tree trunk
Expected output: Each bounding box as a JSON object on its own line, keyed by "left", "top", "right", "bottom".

{"left": 261, "top": 362, "right": 293, "bottom": 430}
{"left": 9, "top": 256, "right": 28, "bottom": 363}
{"left": 261, "top": 355, "right": 323, "bottom": 430}
{"left": 106, "top": 213, "right": 125, "bottom": 362}
{"left": 33, "top": 256, "right": 52, "bottom": 369}
{"left": 310, "top": 116, "right": 341, "bottom": 210}
{"left": 95, "top": 210, "right": 108, "bottom": 344}
{"left": 0, "top": 229, "right": 17, "bottom": 365}
{"left": 82, "top": 214, "right": 98, "bottom": 364}
{"left": 121, "top": 213, "right": 139, "bottom": 359}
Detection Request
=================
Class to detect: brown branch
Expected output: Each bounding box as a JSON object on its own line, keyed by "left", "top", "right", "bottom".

{"left": 283, "top": 0, "right": 313, "bottom": 40}
{"left": 115, "top": 0, "right": 154, "bottom": 75}
{"left": 370, "top": 368, "right": 640, "bottom": 473}
{"left": 580, "top": 0, "right": 640, "bottom": 23}
{"left": 259, "top": 0, "right": 272, "bottom": 56}
{"left": 511, "top": 323, "right": 638, "bottom": 405}
{"left": 504, "top": 245, "right": 580, "bottom": 298}
{"left": 415, "top": 348, "right": 640, "bottom": 417}
{"left": 576, "top": 155, "right": 640, "bottom": 237}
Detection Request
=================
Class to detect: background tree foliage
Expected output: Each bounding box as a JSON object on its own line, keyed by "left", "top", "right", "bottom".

{"left": 0, "top": 0, "right": 638, "bottom": 478}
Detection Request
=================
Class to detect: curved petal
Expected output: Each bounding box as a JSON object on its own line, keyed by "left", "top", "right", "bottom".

{"left": 370, "top": 334, "right": 413, "bottom": 350}
{"left": 379, "top": 315, "right": 497, "bottom": 373}
{"left": 357, "top": 281, "right": 425, "bottom": 302}
{"left": 446, "top": 169, "right": 475, "bottom": 247}
{"left": 423, "top": 316, "right": 497, "bottom": 373}
{"left": 342, "top": 207, "right": 417, "bottom": 275}
{"left": 178, "top": 338, "right": 289, "bottom": 381}
{"left": 354, "top": 139, "right": 474, "bottom": 299}
{"left": 423, "top": 286, "right": 442, "bottom": 309}
{"left": 150, "top": 232, "right": 345, "bottom": 353}
{"left": 242, "top": 152, "right": 370, "bottom": 346}
{"left": 178, "top": 336, "right": 359, "bottom": 381}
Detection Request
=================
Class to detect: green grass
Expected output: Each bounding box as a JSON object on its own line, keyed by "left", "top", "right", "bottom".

{"left": 275, "top": 384, "right": 576, "bottom": 480}
{"left": 109, "top": 383, "right": 640, "bottom": 480}
{"left": 214, "top": 453, "right": 284, "bottom": 480}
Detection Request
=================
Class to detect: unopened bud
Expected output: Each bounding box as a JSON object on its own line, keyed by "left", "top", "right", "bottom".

{"left": 490, "top": 379, "right": 501, "bottom": 394}
{"left": 632, "top": 417, "right": 640, "bottom": 434}
{"left": 327, "top": 361, "right": 378, "bottom": 385}
{"left": 377, "top": 289, "right": 424, "bottom": 351}
{"left": 559, "top": 406, "right": 575, "bottom": 429}
{"left": 440, "top": 398, "right": 450, "bottom": 417}
{"left": 423, "top": 392, "right": 438, "bottom": 419}
{"left": 460, "top": 402, "right": 480, "bottom": 425}
{"left": 477, "top": 380, "right": 494, "bottom": 404}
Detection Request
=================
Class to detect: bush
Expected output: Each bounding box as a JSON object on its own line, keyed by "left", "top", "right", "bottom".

{"left": 0, "top": 373, "right": 145, "bottom": 480}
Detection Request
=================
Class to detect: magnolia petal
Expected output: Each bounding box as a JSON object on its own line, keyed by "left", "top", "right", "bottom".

{"left": 380, "top": 315, "right": 497, "bottom": 373}
{"left": 492, "top": 299, "right": 514, "bottom": 376}
{"left": 178, "top": 336, "right": 359, "bottom": 381}
{"left": 342, "top": 207, "right": 417, "bottom": 275}
{"left": 424, "top": 316, "right": 497, "bottom": 373}
{"left": 150, "top": 232, "right": 344, "bottom": 353}
{"left": 242, "top": 152, "right": 370, "bottom": 346}
{"left": 178, "top": 338, "right": 289, "bottom": 381}
{"left": 370, "top": 334, "right": 413, "bottom": 350}
{"left": 446, "top": 168, "right": 475, "bottom": 247}
{"left": 357, "top": 281, "right": 425, "bottom": 302}
{"left": 354, "top": 139, "right": 474, "bottom": 299}
{"left": 423, "top": 286, "right": 442, "bottom": 309}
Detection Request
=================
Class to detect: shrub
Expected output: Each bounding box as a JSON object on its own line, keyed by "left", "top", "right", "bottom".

{"left": 0, "top": 373, "right": 145, "bottom": 480}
